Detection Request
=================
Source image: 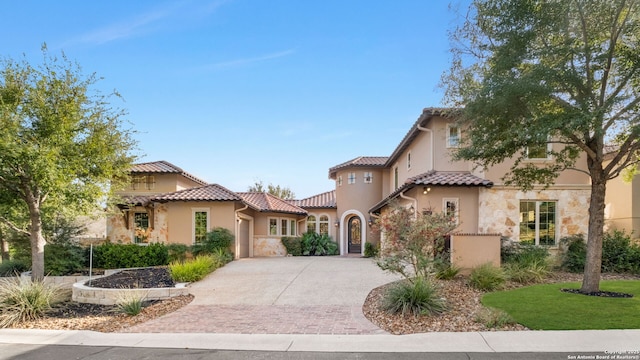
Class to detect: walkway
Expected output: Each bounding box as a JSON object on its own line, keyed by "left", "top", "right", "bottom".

{"left": 126, "top": 256, "right": 402, "bottom": 334}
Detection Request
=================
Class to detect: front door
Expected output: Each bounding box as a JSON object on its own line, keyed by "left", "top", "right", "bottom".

{"left": 348, "top": 216, "right": 362, "bottom": 254}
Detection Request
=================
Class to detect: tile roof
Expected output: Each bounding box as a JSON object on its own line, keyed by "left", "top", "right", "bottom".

{"left": 151, "top": 184, "right": 241, "bottom": 202}
{"left": 130, "top": 161, "right": 208, "bottom": 185}
{"left": 237, "top": 192, "right": 307, "bottom": 215}
{"left": 288, "top": 190, "right": 336, "bottom": 208}
{"left": 408, "top": 171, "right": 494, "bottom": 187}
{"left": 369, "top": 171, "right": 492, "bottom": 214}
{"left": 117, "top": 195, "right": 152, "bottom": 208}
{"left": 328, "top": 156, "right": 389, "bottom": 178}
{"left": 385, "top": 107, "right": 458, "bottom": 167}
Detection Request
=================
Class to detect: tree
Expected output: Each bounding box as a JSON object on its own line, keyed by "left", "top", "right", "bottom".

{"left": 247, "top": 180, "right": 296, "bottom": 200}
{"left": 375, "top": 203, "right": 458, "bottom": 281}
{"left": 442, "top": 0, "right": 640, "bottom": 293}
{"left": 0, "top": 47, "right": 137, "bottom": 280}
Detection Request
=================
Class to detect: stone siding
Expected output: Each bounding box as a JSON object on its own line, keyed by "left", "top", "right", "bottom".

{"left": 478, "top": 187, "right": 590, "bottom": 245}
{"left": 253, "top": 237, "right": 287, "bottom": 257}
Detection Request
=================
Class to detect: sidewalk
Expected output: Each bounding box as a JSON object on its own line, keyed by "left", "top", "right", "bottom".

{"left": 1, "top": 329, "right": 639, "bottom": 352}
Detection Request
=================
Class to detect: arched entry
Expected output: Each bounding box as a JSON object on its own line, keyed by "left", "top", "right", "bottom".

{"left": 347, "top": 216, "right": 362, "bottom": 253}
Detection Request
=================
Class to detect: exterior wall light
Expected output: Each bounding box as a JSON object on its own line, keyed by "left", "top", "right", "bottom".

{"left": 334, "top": 220, "right": 340, "bottom": 227}
{"left": 423, "top": 187, "right": 431, "bottom": 195}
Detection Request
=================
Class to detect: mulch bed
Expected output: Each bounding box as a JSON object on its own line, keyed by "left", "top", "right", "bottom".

{"left": 86, "top": 267, "right": 175, "bottom": 289}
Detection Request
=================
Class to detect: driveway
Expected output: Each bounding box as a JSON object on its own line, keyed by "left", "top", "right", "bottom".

{"left": 126, "top": 256, "right": 402, "bottom": 334}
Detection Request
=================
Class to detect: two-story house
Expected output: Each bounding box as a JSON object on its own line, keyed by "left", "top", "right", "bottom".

{"left": 107, "top": 107, "right": 593, "bottom": 266}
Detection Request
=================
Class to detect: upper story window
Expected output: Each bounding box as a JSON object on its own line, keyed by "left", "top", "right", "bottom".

{"left": 394, "top": 167, "right": 399, "bottom": 190}
{"left": 348, "top": 172, "right": 356, "bottom": 184}
{"left": 337, "top": 175, "right": 343, "bottom": 187}
{"left": 131, "top": 175, "right": 155, "bottom": 190}
{"left": 446, "top": 125, "right": 461, "bottom": 148}
{"left": 407, "top": 152, "right": 412, "bottom": 170}
{"left": 526, "top": 142, "right": 552, "bottom": 160}
{"left": 364, "top": 172, "right": 373, "bottom": 184}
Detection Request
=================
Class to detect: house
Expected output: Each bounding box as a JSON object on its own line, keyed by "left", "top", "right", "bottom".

{"left": 107, "top": 107, "right": 593, "bottom": 268}
{"left": 604, "top": 164, "right": 640, "bottom": 239}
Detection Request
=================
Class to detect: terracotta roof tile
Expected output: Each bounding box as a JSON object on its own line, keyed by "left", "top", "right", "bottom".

{"left": 407, "top": 171, "right": 493, "bottom": 187}
{"left": 130, "top": 161, "right": 208, "bottom": 185}
{"left": 117, "top": 195, "right": 151, "bottom": 208}
{"left": 237, "top": 192, "right": 307, "bottom": 215}
{"left": 328, "top": 156, "right": 388, "bottom": 178}
{"left": 369, "top": 171, "right": 492, "bottom": 213}
{"left": 151, "top": 184, "right": 241, "bottom": 202}
{"left": 289, "top": 190, "right": 336, "bottom": 208}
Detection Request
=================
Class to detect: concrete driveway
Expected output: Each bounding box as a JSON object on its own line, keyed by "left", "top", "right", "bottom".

{"left": 126, "top": 256, "right": 402, "bottom": 334}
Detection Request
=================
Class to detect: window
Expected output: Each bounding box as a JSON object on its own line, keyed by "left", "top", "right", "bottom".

{"left": 268, "top": 217, "right": 296, "bottom": 236}
{"left": 348, "top": 172, "right": 356, "bottom": 184}
{"left": 133, "top": 212, "right": 149, "bottom": 244}
{"left": 337, "top": 175, "right": 343, "bottom": 187}
{"left": 307, "top": 214, "right": 330, "bottom": 235}
{"left": 318, "top": 215, "right": 329, "bottom": 235}
{"left": 307, "top": 215, "right": 316, "bottom": 233}
{"left": 446, "top": 125, "right": 461, "bottom": 148}
{"left": 364, "top": 172, "right": 373, "bottom": 184}
{"left": 131, "top": 175, "right": 155, "bottom": 190}
{"left": 443, "top": 198, "right": 459, "bottom": 224}
{"left": 394, "top": 167, "right": 399, "bottom": 190}
{"left": 193, "top": 210, "right": 209, "bottom": 244}
{"left": 519, "top": 201, "right": 556, "bottom": 245}
{"left": 407, "top": 152, "right": 412, "bottom": 170}
{"left": 526, "top": 143, "right": 551, "bottom": 159}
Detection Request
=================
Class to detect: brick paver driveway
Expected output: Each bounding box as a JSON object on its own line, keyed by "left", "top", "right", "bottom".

{"left": 126, "top": 256, "right": 401, "bottom": 334}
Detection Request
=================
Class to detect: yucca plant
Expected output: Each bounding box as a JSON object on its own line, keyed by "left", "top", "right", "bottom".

{"left": 382, "top": 277, "right": 447, "bottom": 317}
{"left": 115, "top": 291, "right": 148, "bottom": 316}
{"left": 0, "top": 277, "right": 65, "bottom": 328}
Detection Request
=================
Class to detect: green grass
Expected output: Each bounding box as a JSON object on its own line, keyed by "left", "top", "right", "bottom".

{"left": 482, "top": 280, "right": 640, "bottom": 330}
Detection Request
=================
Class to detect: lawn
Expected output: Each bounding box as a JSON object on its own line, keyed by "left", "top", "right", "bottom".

{"left": 481, "top": 280, "right": 640, "bottom": 330}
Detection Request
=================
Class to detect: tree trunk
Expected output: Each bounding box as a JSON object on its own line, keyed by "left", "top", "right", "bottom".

{"left": 581, "top": 176, "right": 606, "bottom": 293}
{"left": 24, "top": 191, "right": 46, "bottom": 281}
{"left": 0, "top": 227, "right": 9, "bottom": 261}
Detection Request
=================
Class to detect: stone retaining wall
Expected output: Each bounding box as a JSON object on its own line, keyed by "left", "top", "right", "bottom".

{"left": 72, "top": 281, "right": 189, "bottom": 305}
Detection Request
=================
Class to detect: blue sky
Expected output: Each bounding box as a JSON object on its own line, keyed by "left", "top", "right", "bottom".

{"left": 2, "top": 0, "right": 469, "bottom": 198}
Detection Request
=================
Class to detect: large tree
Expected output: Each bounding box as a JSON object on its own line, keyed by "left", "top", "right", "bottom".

{"left": 248, "top": 180, "right": 296, "bottom": 200}
{"left": 443, "top": 0, "right": 640, "bottom": 293}
{"left": 0, "top": 47, "right": 137, "bottom": 280}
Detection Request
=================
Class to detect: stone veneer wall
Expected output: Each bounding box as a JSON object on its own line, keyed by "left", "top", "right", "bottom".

{"left": 253, "top": 237, "right": 287, "bottom": 257}
{"left": 106, "top": 203, "right": 168, "bottom": 244}
{"left": 478, "top": 187, "right": 591, "bottom": 245}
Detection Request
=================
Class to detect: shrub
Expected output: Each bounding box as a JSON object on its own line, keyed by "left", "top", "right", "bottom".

{"left": 503, "top": 259, "right": 551, "bottom": 284}
{"left": 602, "top": 230, "right": 640, "bottom": 274}
{"left": 169, "top": 255, "right": 216, "bottom": 282}
{"left": 469, "top": 263, "right": 506, "bottom": 291}
{"left": 560, "top": 234, "right": 587, "bottom": 273}
{"left": 0, "top": 277, "right": 65, "bottom": 327}
{"left": 0, "top": 260, "right": 30, "bottom": 277}
{"left": 44, "top": 244, "right": 86, "bottom": 276}
{"left": 434, "top": 259, "right": 461, "bottom": 280}
{"left": 191, "top": 227, "right": 234, "bottom": 257}
{"left": 167, "top": 244, "right": 189, "bottom": 264}
{"left": 475, "top": 307, "right": 515, "bottom": 328}
{"left": 301, "top": 232, "right": 339, "bottom": 256}
{"left": 381, "top": 277, "right": 447, "bottom": 317}
{"left": 364, "top": 242, "right": 379, "bottom": 258}
{"left": 90, "top": 242, "right": 169, "bottom": 269}
{"left": 560, "top": 232, "right": 640, "bottom": 274}
{"left": 211, "top": 248, "right": 233, "bottom": 268}
{"left": 281, "top": 237, "right": 302, "bottom": 256}
{"left": 115, "top": 291, "right": 147, "bottom": 316}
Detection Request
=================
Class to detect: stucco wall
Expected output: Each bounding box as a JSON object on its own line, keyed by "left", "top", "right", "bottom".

{"left": 164, "top": 201, "right": 237, "bottom": 246}
{"left": 605, "top": 173, "right": 640, "bottom": 238}
{"left": 478, "top": 187, "right": 590, "bottom": 244}
{"left": 450, "top": 234, "right": 501, "bottom": 274}
{"left": 412, "top": 186, "right": 480, "bottom": 234}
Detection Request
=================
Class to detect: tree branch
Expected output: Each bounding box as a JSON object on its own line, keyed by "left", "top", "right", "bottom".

{"left": 0, "top": 216, "right": 30, "bottom": 237}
